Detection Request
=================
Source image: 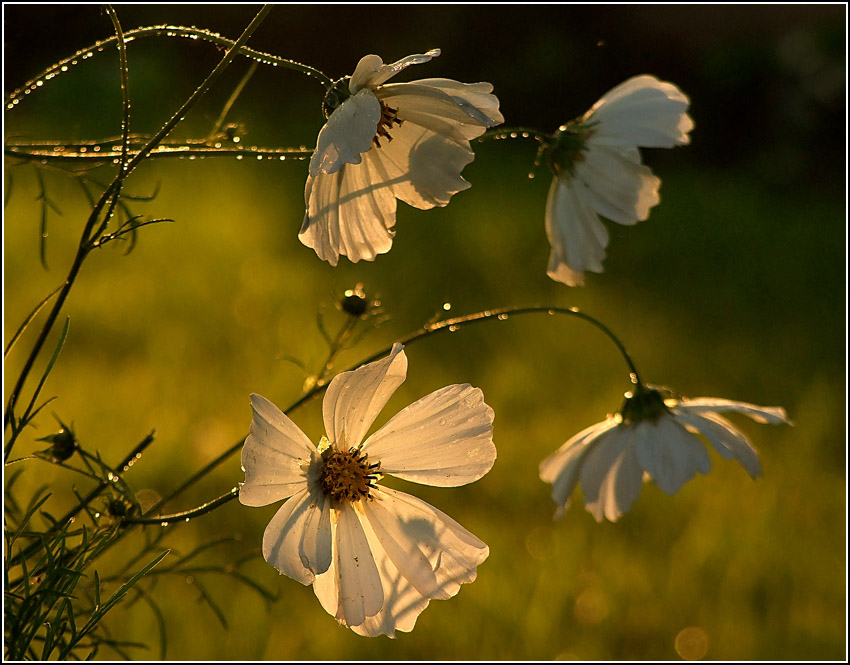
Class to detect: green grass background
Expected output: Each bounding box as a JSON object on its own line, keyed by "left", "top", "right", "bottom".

{"left": 4, "top": 5, "right": 845, "bottom": 661}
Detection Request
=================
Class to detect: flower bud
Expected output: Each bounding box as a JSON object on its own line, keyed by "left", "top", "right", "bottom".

{"left": 37, "top": 421, "right": 78, "bottom": 462}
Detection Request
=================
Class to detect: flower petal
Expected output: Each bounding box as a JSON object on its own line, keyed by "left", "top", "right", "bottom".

{"left": 579, "top": 427, "right": 645, "bottom": 522}
{"left": 323, "top": 343, "right": 408, "bottom": 450}
{"left": 672, "top": 410, "right": 763, "bottom": 479}
{"left": 361, "top": 384, "right": 495, "bottom": 487}
{"left": 300, "top": 154, "right": 398, "bottom": 265}
{"left": 333, "top": 502, "right": 384, "bottom": 627}
{"left": 586, "top": 75, "right": 693, "bottom": 148}
{"left": 379, "top": 83, "right": 493, "bottom": 141}
{"left": 262, "top": 488, "right": 332, "bottom": 584}
{"left": 539, "top": 417, "right": 620, "bottom": 517}
{"left": 309, "top": 89, "right": 381, "bottom": 176}
{"left": 544, "top": 176, "right": 610, "bottom": 287}
{"left": 411, "top": 78, "right": 504, "bottom": 127}
{"left": 632, "top": 416, "right": 711, "bottom": 495}
{"left": 365, "top": 487, "right": 489, "bottom": 600}
{"left": 239, "top": 394, "right": 318, "bottom": 507}
{"left": 670, "top": 397, "right": 791, "bottom": 425}
{"left": 364, "top": 119, "right": 474, "bottom": 210}
{"left": 576, "top": 145, "right": 661, "bottom": 225}
{"left": 350, "top": 525, "right": 431, "bottom": 638}
{"left": 350, "top": 49, "right": 441, "bottom": 92}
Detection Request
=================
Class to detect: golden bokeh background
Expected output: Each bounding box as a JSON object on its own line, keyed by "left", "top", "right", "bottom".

{"left": 4, "top": 5, "right": 845, "bottom": 660}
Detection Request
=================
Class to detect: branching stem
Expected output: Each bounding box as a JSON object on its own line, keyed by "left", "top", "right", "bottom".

{"left": 136, "top": 303, "right": 641, "bottom": 524}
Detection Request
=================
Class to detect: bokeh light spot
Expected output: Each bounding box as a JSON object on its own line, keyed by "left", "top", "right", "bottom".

{"left": 675, "top": 626, "right": 709, "bottom": 660}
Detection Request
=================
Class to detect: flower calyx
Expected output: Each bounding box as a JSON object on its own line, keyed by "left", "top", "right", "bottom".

{"left": 620, "top": 385, "right": 670, "bottom": 425}
{"left": 322, "top": 76, "right": 353, "bottom": 119}
{"left": 538, "top": 120, "right": 595, "bottom": 178}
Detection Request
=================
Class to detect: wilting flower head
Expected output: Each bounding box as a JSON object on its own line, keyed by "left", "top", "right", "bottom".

{"left": 539, "top": 385, "right": 790, "bottom": 522}
{"left": 299, "top": 50, "right": 504, "bottom": 266}
{"left": 540, "top": 75, "right": 694, "bottom": 286}
{"left": 239, "top": 343, "right": 496, "bottom": 637}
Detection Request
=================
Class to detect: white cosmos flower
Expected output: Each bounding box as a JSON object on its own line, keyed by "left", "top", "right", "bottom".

{"left": 542, "top": 75, "right": 694, "bottom": 286}
{"left": 539, "top": 385, "right": 790, "bottom": 522}
{"left": 299, "top": 49, "right": 503, "bottom": 266}
{"left": 239, "top": 343, "right": 496, "bottom": 637}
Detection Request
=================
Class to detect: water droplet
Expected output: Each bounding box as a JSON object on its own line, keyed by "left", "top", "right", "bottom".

{"left": 236, "top": 155, "right": 243, "bottom": 160}
{"left": 498, "top": 313, "right": 509, "bottom": 321}
{"left": 256, "top": 155, "right": 263, "bottom": 160}
{"left": 161, "top": 521, "right": 169, "bottom": 527}
{"left": 442, "top": 302, "right": 451, "bottom": 311}
{"left": 448, "top": 325, "right": 458, "bottom": 332}
{"left": 185, "top": 517, "right": 190, "bottom": 522}
{"left": 279, "top": 156, "right": 286, "bottom": 161}
{"left": 61, "top": 65, "right": 68, "bottom": 72}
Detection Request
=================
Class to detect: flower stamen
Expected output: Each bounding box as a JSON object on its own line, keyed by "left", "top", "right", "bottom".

{"left": 319, "top": 446, "right": 381, "bottom": 504}
{"left": 373, "top": 102, "right": 403, "bottom": 148}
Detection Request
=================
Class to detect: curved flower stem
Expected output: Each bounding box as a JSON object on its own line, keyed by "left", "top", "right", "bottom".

{"left": 478, "top": 125, "right": 550, "bottom": 143}
{"left": 3, "top": 6, "right": 273, "bottom": 455}
{"left": 5, "top": 23, "right": 332, "bottom": 111}
{"left": 389, "top": 304, "right": 642, "bottom": 385}
{"left": 136, "top": 303, "right": 642, "bottom": 524}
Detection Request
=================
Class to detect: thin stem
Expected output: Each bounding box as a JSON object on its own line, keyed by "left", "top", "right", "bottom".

{"left": 7, "top": 432, "right": 156, "bottom": 569}
{"left": 5, "top": 142, "right": 313, "bottom": 163}
{"left": 207, "top": 60, "right": 259, "bottom": 141}
{"left": 4, "top": 283, "right": 64, "bottom": 358}
{"left": 123, "top": 489, "right": 239, "bottom": 526}
{"left": 137, "top": 303, "right": 642, "bottom": 522}
{"left": 3, "top": 5, "right": 273, "bottom": 449}
{"left": 478, "top": 125, "right": 550, "bottom": 143}
{"left": 5, "top": 23, "right": 332, "bottom": 110}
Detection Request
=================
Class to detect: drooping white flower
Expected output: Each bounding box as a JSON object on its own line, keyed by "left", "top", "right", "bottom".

{"left": 299, "top": 50, "right": 504, "bottom": 266}
{"left": 539, "top": 385, "right": 790, "bottom": 522}
{"left": 541, "top": 75, "right": 694, "bottom": 286}
{"left": 239, "top": 343, "right": 496, "bottom": 637}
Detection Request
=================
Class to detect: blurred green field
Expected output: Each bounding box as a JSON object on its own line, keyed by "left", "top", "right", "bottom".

{"left": 4, "top": 5, "right": 846, "bottom": 661}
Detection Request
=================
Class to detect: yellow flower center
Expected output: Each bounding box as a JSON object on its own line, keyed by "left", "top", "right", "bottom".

{"left": 319, "top": 446, "right": 381, "bottom": 504}
{"left": 373, "top": 101, "right": 403, "bottom": 148}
